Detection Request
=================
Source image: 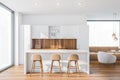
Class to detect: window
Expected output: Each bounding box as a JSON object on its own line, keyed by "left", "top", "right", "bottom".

{"left": 0, "top": 3, "right": 14, "bottom": 71}
{"left": 87, "top": 21, "right": 119, "bottom": 47}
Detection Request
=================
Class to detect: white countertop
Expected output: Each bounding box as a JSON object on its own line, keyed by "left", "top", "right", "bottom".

{"left": 26, "top": 49, "right": 89, "bottom": 53}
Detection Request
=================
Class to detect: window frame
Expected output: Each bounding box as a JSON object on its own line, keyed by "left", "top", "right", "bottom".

{"left": 0, "top": 2, "right": 14, "bottom": 71}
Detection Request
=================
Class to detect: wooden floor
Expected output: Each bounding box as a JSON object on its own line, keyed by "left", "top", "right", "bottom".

{"left": 0, "top": 61, "right": 120, "bottom": 80}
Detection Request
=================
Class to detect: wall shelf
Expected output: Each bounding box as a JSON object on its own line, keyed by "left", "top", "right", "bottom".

{"left": 32, "top": 39, "right": 77, "bottom": 49}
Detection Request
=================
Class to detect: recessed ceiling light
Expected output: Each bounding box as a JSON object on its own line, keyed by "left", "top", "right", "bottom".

{"left": 78, "top": 2, "right": 81, "bottom": 6}
{"left": 34, "top": 2, "right": 38, "bottom": 6}
{"left": 56, "top": 2, "right": 60, "bottom": 6}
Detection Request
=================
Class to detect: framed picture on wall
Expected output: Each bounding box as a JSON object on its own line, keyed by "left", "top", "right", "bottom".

{"left": 48, "top": 26, "right": 60, "bottom": 38}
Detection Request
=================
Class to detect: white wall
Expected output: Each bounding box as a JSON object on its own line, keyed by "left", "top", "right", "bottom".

{"left": 14, "top": 12, "right": 23, "bottom": 65}
{"left": 19, "top": 25, "right": 24, "bottom": 64}
{"left": 23, "top": 15, "right": 86, "bottom": 25}
{"left": 19, "top": 14, "right": 89, "bottom": 64}
{"left": 31, "top": 25, "right": 48, "bottom": 38}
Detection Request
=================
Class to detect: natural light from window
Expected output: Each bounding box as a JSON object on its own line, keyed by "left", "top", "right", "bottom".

{"left": 0, "top": 5, "right": 12, "bottom": 70}
{"left": 87, "top": 21, "right": 119, "bottom": 47}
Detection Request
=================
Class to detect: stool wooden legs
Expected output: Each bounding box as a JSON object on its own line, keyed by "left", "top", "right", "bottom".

{"left": 40, "top": 60, "right": 43, "bottom": 72}
{"left": 76, "top": 61, "right": 80, "bottom": 72}
{"left": 50, "top": 61, "right": 54, "bottom": 73}
{"left": 30, "top": 60, "right": 43, "bottom": 76}
{"left": 59, "top": 60, "right": 62, "bottom": 72}
{"left": 30, "top": 61, "right": 35, "bottom": 76}
{"left": 67, "top": 61, "right": 71, "bottom": 74}
{"left": 50, "top": 60, "right": 62, "bottom": 73}
{"left": 67, "top": 60, "right": 79, "bottom": 74}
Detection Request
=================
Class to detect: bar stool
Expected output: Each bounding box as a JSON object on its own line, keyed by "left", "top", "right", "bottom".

{"left": 50, "top": 54, "right": 62, "bottom": 73}
{"left": 67, "top": 54, "right": 79, "bottom": 74}
{"left": 30, "top": 54, "right": 43, "bottom": 76}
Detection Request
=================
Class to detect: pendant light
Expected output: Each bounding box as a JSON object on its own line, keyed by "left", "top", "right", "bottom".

{"left": 114, "top": 36, "right": 118, "bottom": 41}
{"left": 112, "top": 13, "right": 118, "bottom": 41}
{"left": 112, "top": 33, "right": 116, "bottom": 37}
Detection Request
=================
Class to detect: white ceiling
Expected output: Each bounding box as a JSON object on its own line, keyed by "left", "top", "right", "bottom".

{"left": 1, "top": 0, "right": 120, "bottom": 19}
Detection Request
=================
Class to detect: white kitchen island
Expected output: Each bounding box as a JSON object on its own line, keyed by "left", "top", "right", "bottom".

{"left": 24, "top": 49, "right": 89, "bottom": 74}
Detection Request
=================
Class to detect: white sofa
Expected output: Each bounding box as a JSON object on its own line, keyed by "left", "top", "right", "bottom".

{"left": 97, "top": 51, "right": 117, "bottom": 64}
